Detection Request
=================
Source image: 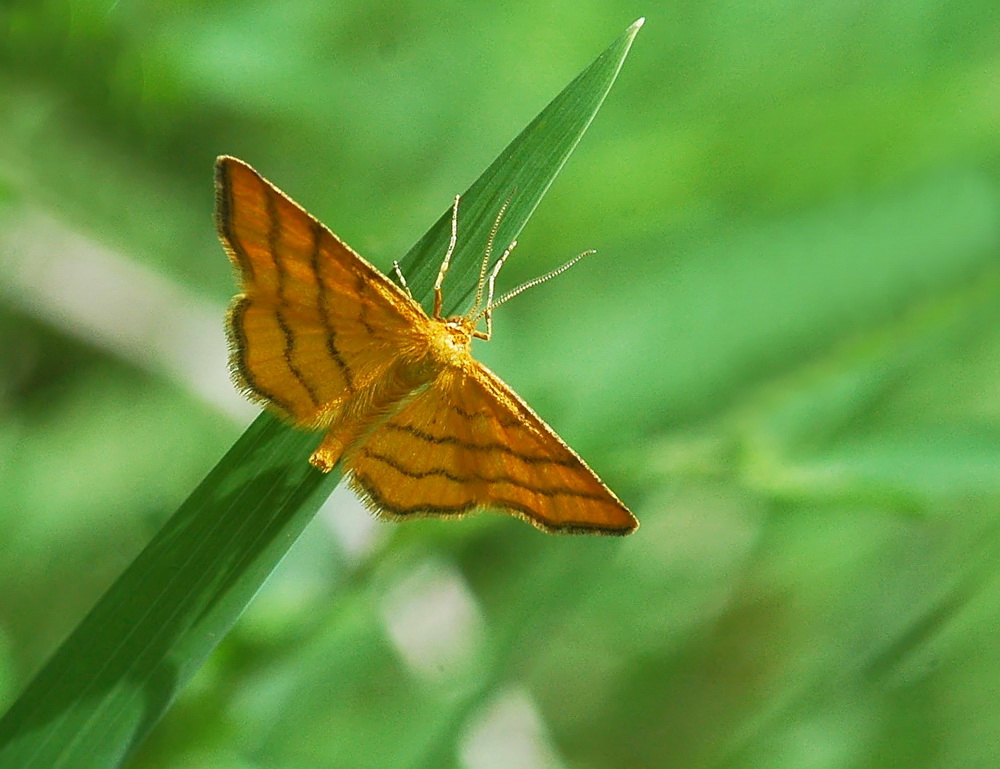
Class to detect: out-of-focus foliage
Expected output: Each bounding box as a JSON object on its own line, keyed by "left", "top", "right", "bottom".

{"left": 1, "top": 2, "right": 999, "bottom": 768}
{"left": 0, "top": 23, "right": 642, "bottom": 769}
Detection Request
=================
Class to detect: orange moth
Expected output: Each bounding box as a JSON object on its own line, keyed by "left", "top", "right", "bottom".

{"left": 215, "top": 156, "right": 637, "bottom": 535}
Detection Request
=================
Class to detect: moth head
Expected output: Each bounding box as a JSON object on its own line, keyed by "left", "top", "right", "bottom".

{"left": 424, "top": 316, "right": 475, "bottom": 368}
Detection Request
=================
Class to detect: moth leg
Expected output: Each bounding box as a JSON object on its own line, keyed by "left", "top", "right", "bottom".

{"left": 310, "top": 416, "right": 368, "bottom": 472}
{"left": 392, "top": 260, "right": 413, "bottom": 298}
{"left": 477, "top": 240, "right": 516, "bottom": 340}
{"left": 310, "top": 434, "right": 346, "bottom": 472}
{"left": 432, "top": 194, "right": 461, "bottom": 318}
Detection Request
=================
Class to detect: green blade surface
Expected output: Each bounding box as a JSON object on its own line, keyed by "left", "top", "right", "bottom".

{"left": 0, "top": 18, "right": 644, "bottom": 769}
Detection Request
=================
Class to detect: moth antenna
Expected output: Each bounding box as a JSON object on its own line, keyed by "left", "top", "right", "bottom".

{"left": 392, "top": 260, "right": 413, "bottom": 298}
{"left": 433, "top": 194, "right": 461, "bottom": 318}
{"left": 477, "top": 250, "right": 595, "bottom": 322}
{"left": 474, "top": 240, "right": 519, "bottom": 339}
{"left": 468, "top": 193, "right": 514, "bottom": 320}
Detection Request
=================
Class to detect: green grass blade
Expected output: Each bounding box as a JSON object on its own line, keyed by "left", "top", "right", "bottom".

{"left": 0, "top": 18, "right": 644, "bottom": 769}
{"left": 398, "top": 18, "right": 646, "bottom": 314}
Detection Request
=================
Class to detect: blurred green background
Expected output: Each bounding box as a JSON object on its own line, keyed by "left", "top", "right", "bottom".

{"left": 2, "top": 1, "right": 1000, "bottom": 767}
